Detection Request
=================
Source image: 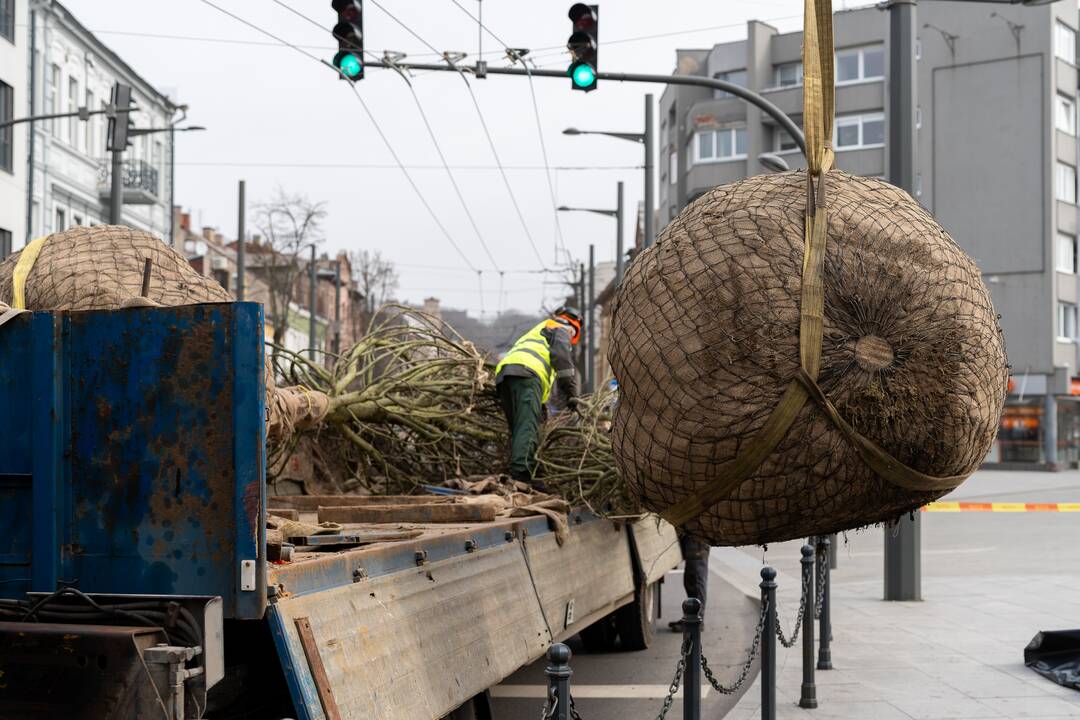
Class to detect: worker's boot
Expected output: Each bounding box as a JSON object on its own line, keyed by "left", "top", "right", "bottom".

{"left": 511, "top": 469, "right": 555, "bottom": 496}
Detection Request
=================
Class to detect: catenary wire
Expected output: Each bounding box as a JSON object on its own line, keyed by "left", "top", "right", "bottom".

{"left": 176, "top": 161, "right": 643, "bottom": 170}
{"left": 276, "top": 0, "right": 505, "bottom": 276}
{"left": 197, "top": 0, "right": 483, "bottom": 279}
{"left": 446, "top": 0, "right": 568, "bottom": 265}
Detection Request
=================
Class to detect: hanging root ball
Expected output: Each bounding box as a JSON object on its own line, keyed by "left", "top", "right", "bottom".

{"left": 609, "top": 171, "right": 1008, "bottom": 546}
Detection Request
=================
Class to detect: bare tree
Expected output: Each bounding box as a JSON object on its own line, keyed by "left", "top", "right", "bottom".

{"left": 350, "top": 249, "right": 399, "bottom": 331}
{"left": 253, "top": 188, "right": 328, "bottom": 350}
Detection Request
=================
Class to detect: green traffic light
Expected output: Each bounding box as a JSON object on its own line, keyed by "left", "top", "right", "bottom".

{"left": 334, "top": 50, "right": 363, "bottom": 79}
{"left": 571, "top": 62, "right": 596, "bottom": 89}
{"left": 340, "top": 53, "right": 362, "bottom": 78}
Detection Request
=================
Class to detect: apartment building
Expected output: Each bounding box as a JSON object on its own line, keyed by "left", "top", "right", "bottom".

{"left": 26, "top": 1, "right": 175, "bottom": 246}
{"left": 0, "top": 0, "right": 27, "bottom": 257}
{"left": 659, "top": 2, "right": 1080, "bottom": 466}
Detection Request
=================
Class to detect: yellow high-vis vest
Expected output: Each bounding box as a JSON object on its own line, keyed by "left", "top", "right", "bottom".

{"left": 495, "top": 319, "right": 560, "bottom": 402}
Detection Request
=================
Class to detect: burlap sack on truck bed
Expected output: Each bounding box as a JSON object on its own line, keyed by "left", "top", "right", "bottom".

{"left": 608, "top": 171, "right": 1009, "bottom": 546}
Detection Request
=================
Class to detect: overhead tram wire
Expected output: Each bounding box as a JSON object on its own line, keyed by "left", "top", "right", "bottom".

{"left": 447, "top": 0, "right": 568, "bottom": 267}
{"left": 274, "top": 0, "right": 504, "bottom": 279}
{"left": 364, "top": 1, "right": 548, "bottom": 270}
{"left": 196, "top": 0, "right": 483, "bottom": 283}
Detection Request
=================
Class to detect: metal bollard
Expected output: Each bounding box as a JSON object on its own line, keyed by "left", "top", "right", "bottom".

{"left": 760, "top": 566, "right": 777, "bottom": 720}
{"left": 799, "top": 545, "right": 818, "bottom": 709}
{"left": 682, "top": 598, "right": 702, "bottom": 720}
{"left": 817, "top": 536, "right": 833, "bottom": 670}
{"left": 545, "top": 643, "right": 573, "bottom": 720}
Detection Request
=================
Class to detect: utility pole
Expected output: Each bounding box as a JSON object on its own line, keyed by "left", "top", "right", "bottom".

{"left": 334, "top": 259, "right": 342, "bottom": 355}
{"left": 615, "top": 181, "right": 624, "bottom": 286}
{"left": 577, "top": 262, "right": 587, "bottom": 382}
{"left": 236, "top": 180, "right": 246, "bottom": 301}
{"left": 587, "top": 244, "right": 596, "bottom": 394}
{"left": 884, "top": 0, "right": 921, "bottom": 602}
{"left": 308, "top": 245, "right": 317, "bottom": 361}
{"left": 644, "top": 93, "right": 655, "bottom": 249}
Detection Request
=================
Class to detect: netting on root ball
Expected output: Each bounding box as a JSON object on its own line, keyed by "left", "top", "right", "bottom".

{"left": 0, "top": 225, "right": 232, "bottom": 311}
{"left": 609, "top": 171, "right": 1008, "bottom": 546}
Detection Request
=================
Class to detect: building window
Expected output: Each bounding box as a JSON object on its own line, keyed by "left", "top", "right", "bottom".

{"left": 54, "top": 206, "right": 66, "bottom": 233}
{"left": 0, "top": 0, "right": 12, "bottom": 43}
{"left": 774, "top": 128, "right": 799, "bottom": 153}
{"left": 1058, "top": 233, "right": 1077, "bottom": 274}
{"left": 669, "top": 150, "right": 677, "bottom": 184}
{"left": 0, "top": 80, "right": 11, "bottom": 173}
{"left": 45, "top": 64, "right": 59, "bottom": 136}
{"left": 1056, "top": 21, "right": 1076, "bottom": 64}
{"left": 1056, "top": 162, "right": 1077, "bottom": 204}
{"left": 1059, "top": 302, "right": 1078, "bottom": 340}
{"left": 1056, "top": 94, "right": 1076, "bottom": 135}
{"left": 153, "top": 140, "right": 163, "bottom": 174}
{"left": 835, "top": 113, "right": 885, "bottom": 150}
{"left": 694, "top": 126, "right": 747, "bottom": 163}
{"left": 67, "top": 77, "right": 79, "bottom": 148}
{"left": 774, "top": 62, "right": 802, "bottom": 88}
{"left": 836, "top": 45, "right": 885, "bottom": 84}
{"left": 713, "top": 69, "right": 747, "bottom": 99}
{"left": 0, "top": 228, "right": 10, "bottom": 259}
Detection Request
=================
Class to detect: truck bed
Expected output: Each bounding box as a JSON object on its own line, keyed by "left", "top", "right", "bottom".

{"left": 266, "top": 510, "right": 681, "bottom": 720}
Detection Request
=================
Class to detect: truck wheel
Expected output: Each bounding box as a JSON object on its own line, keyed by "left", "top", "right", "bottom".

{"left": 578, "top": 614, "right": 619, "bottom": 652}
{"left": 614, "top": 581, "right": 657, "bottom": 651}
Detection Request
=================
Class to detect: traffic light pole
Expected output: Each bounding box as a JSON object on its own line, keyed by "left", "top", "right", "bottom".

{"left": 363, "top": 60, "right": 807, "bottom": 156}
{"left": 110, "top": 143, "right": 124, "bottom": 225}
{"left": 643, "top": 93, "right": 655, "bottom": 248}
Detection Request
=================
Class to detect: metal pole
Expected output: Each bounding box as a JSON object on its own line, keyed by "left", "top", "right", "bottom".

{"left": 884, "top": 0, "right": 921, "bottom": 603}
{"left": 236, "top": 179, "right": 246, "bottom": 300}
{"left": 334, "top": 259, "right": 342, "bottom": 355}
{"left": 644, "top": 93, "right": 655, "bottom": 249}
{"left": 587, "top": 244, "right": 595, "bottom": 394}
{"left": 308, "top": 245, "right": 317, "bottom": 361}
{"left": 1044, "top": 392, "right": 1059, "bottom": 466}
{"left": 25, "top": 9, "right": 37, "bottom": 245}
{"left": 682, "top": 598, "right": 702, "bottom": 720}
{"left": 760, "top": 566, "right": 777, "bottom": 720}
{"left": 817, "top": 537, "right": 833, "bottom": 670}
{"left": 615, "top": 181, "right": 624, "bottom": 286}
{"left": 168, "top": 125, "right": 175, "bottom": 247}
{"left": 799, "top": 544, "right": 818, "bottom": 709}
{"left": 110, "top": 144, "right": 123, "bottom": 225}
{"left": 545, "top": 643, "right": 573, "bottom": 720}
{"left": 577, "top": 262, "right": 586, "bottom": 382}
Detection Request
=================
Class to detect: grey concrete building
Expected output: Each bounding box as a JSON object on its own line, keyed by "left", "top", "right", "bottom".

{"left": 659, "top": 2, "right": 1080, "bottom": 467}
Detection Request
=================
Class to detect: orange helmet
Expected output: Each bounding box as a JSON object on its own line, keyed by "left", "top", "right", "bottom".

{"left": 554, "top": 306, "right": 583, "bottom": 345}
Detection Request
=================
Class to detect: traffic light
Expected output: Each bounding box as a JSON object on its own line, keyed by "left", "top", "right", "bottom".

{"left": 106, "top": 83, "right": 134, "bottom": 152}
{"left": 332, "top": 0, "right": 364, "bottom": 81}
{"left": 567, "top": 4, "right": 598, "bottom": 92}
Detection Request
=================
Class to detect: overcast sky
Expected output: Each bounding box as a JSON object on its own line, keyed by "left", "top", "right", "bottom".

{"left": 63, "top": 0, "right": 874, "bottom": 317}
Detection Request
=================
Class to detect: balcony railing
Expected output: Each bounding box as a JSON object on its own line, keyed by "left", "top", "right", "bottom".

{"left": 98, "top": 158, "right": 160, "bottom": 204}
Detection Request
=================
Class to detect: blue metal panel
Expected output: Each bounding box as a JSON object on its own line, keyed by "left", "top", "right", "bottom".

{"left": 0, "top": 304, "right": 266, "bottom": 618}
{"left": 267, "top": 602, "right": 322, "bottom": 720}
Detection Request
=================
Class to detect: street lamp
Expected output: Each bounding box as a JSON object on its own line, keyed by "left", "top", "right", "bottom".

{"left": 562, "top": 94, "right": 657, "bottom": 249}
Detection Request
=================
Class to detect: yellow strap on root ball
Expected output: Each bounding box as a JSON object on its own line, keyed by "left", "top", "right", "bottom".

{"left": 11, "top": 235, "right": 49, "bottom": 310}
{"left": 661, "top": 0, "right": 957, "bottom": 529}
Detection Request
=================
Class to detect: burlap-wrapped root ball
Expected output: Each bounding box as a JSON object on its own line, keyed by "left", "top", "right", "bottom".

{"left": 0, "top": 225, "right": 231, "bottom": 311}
{"left": 609, "top": 171, "right": 1008, "bottom": 546}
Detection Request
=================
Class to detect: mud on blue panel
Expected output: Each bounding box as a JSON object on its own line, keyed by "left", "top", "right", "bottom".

{"left": 0, "top": 303, "right": 267, "bottom": 619}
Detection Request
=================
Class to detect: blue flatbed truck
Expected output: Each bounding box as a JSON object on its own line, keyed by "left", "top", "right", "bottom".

{"left": 0, "top": 303, "right": 681, "bottom": 719}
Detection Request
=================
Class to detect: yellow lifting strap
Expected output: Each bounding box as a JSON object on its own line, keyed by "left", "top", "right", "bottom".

{"left": 661, "top": 0, "right": 958, "bottom": 528}
{"left": 11, "top": 235, "right": 49, "bottom": 310}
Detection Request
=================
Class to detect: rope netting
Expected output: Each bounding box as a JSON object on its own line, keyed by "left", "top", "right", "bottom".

{"left": 609, "top": 171, "right": 1008, "bottom": 546}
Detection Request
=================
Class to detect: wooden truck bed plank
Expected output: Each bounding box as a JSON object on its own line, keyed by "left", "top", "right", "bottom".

{"left": 630, "top": 517, "right": 683, "bottom": 586}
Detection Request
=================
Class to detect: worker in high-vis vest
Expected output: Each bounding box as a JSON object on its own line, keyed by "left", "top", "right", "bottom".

{"left": 495, "top": 307, "right": 582, "bottom": 487}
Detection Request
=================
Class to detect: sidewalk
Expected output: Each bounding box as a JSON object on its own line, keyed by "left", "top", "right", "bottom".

{"left": 715, "top": 471, "right": 1080, "bottom": 720}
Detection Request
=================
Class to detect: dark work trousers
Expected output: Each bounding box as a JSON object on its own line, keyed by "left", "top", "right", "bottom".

{"left": 679, "top": 533, "right": 711, "bottom": 612}
{"left": 497, "top": 374, "right": 544, "bottom": 480}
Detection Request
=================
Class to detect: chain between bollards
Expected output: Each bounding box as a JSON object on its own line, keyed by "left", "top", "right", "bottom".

{"left": 799, "top": 544, "right": 818, "bottom": 708}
